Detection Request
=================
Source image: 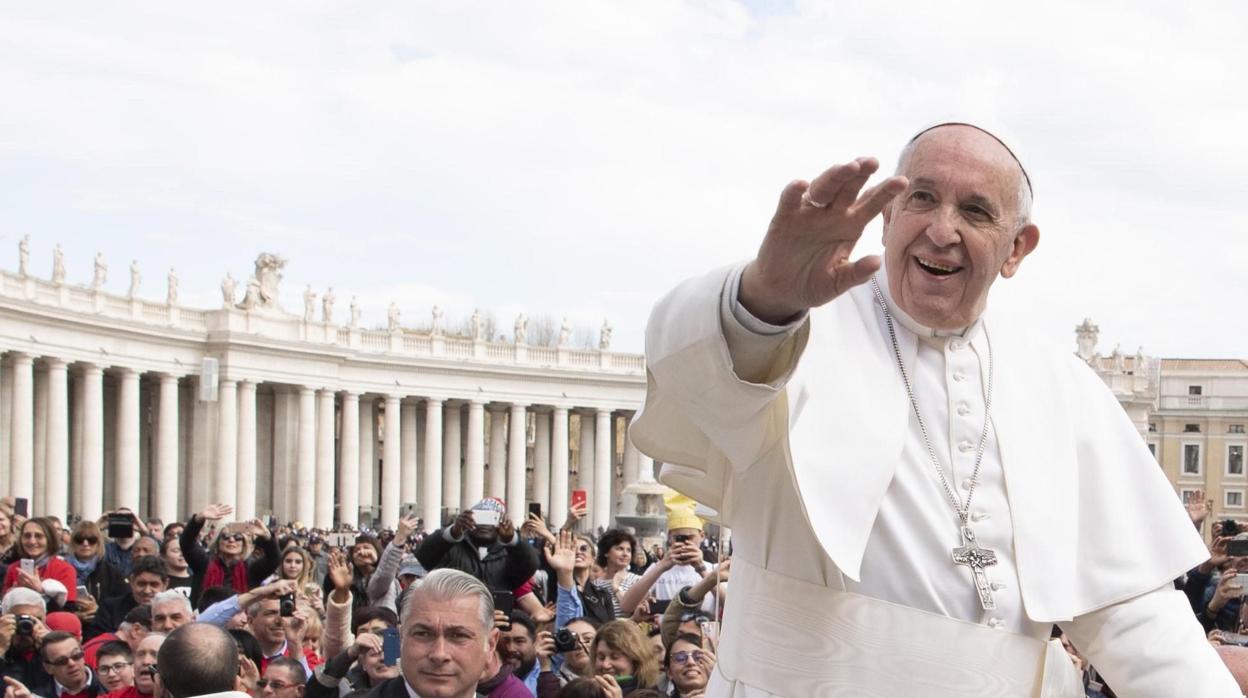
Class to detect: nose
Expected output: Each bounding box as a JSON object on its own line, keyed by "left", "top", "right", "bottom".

{"left": 924, "top": 206, "right": 962, "bottom": 248}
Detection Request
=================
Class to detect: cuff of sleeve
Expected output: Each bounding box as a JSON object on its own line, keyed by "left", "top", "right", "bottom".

{"left": 442, "top": 527, "right": 464, "bottom": 543}
{"left": 724, "top": 264, "right": 806, "bottom": 337}
{"left": 501, "top": 531, "right": 520, "bottom": 547}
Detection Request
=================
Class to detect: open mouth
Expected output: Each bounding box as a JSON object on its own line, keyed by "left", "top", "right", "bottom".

{"left": 915, "top": 256, "right": 962, "bottom": 277}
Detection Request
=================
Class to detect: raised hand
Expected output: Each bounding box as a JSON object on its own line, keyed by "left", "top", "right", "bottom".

{"left": 395, "top": 514, "right": 420, "bottom": 545}
{"left": 1187, "top": 490, "right": 1211, "bottom": 527}
{"left": 498, "top": 516, "right": 516, "bottom": 542}
{"left": 562, "top": 501, "right": 587, "bottom": 532}
{"left": 740, "top": 157, "right": 908, "bottom": 323}
{"left": 535, "top": 630, "right": 556, "bottom": 671}
{"left": 247, "top": 518, "right": 271, "bottom": 539}
{"left": 327, "top": 550, "right": 354, "bottom": 592}
{"left": 350, "top": 630, "right": 383, "bottom": 660}
{"left": 449, "top": 510, "right": 476, "bottom": 539}
{"left": 522, "top": 513, "right": 556, "bottom": 546}
{"left": 197, "top": 503, "right": 233, "bottom": 522}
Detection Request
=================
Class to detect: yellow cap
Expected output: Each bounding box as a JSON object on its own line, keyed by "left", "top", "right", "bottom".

{"left": 664, "top": 491, "right": 704, "bottom": 532}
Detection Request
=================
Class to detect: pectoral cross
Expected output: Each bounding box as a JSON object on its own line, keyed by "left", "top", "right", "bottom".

{"left": 951, "top": 525, "right": 998, "bottom": 611}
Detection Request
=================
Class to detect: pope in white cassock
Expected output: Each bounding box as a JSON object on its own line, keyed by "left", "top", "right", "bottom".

{"left": 629, "top": 123, "right": 1240, "bottom": 697}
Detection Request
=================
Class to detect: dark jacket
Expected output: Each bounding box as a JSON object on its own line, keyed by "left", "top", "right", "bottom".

{"left": 416, "top": 529, "right": 539, "bottom": 593}
{"left": 306, "top": 652, "right": 376, "bottom": 698}
{"left": 81, "top": 558, "right": 129, "bottom": 603}
{"left": 358, "top": 676, "right": 408, "bottom": 698}
{"left": 180, "top": 514, "right": 279, "bottom": 605}
{"left": 86, "top": 591, "right": 139, "bottom": 640}
{"left": 0, "top": 645, "right": 54, "bottom": 696}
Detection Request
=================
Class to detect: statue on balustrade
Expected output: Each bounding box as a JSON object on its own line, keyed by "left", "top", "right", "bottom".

{"left": 350, "top": 296, "right": 361, "bottom": 328}
{"left": 128, "top": 260, "right": 141, "bottom": 298}
{"left": 92, "top": 252, "right": 107, "bottom": 290}
{"left": 221, "top": 273, "right": 237, "bottom": 307}
{"left": 599, "top": 319, "right": 612, "bottom": 351}
{"left": 167, "top": 268, "right": 179, "bottom": 305}
{"left": 18, "top": 235, "right": 29, "bottom": 277}
{"left": 52, "top": 244, "right": 66, "bottom": 284}
{"left": 388, "top": 302, "right": 401, "bottom": 332}
{"left": 514, "top": 312, "right": 528, "bottom": 345}
{"left": 303, "top": 285, "right": 317, "bottom": 322}
{"left": 238, "top": 252, "right": 287, "bottom": 312}
{"left": 431, "top": 305, "right": 444, "bottom": 336}
{"left": 322, "top": 287, "right": 335, "bottom": 323}
{"left": 558, "top": 317, "right": 571, "bottom": 347}
{"left": 471, "top": 309, "right": 485, "bottom": 340}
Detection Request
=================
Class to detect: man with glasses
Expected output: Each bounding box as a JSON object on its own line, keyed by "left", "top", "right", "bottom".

{"left": 40, "top": 631, "right": 104, "bottom": 698}
{"left": 257, "top": 658, "right": 306, "bottom": 698}
{"left": 94, "top": 640, "right": 135, "bottom": 693}
{"left": 87, "top": 557, "right": 169, "bottom": 640}
{"left": 664, "top": 634, "right": 714, "bottom": 698}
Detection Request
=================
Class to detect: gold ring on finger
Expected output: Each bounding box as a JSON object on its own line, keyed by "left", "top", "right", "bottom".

{"left": 801, "top": 191, "right": 828, "bottom": 208}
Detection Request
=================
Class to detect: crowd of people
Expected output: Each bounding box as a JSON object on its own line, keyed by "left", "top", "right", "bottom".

{"left": 0, "top": 492, "right": 723, "bottom": 698}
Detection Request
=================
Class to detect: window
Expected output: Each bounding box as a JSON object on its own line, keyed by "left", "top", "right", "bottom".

{"left": 1185, "top": 424, "right": 1202, "bottom": 433}
{"left": 1183, "top": 444, "right": 1202, "bottom": 475}
{"left": 1231, "top": 424, "right": 1246, "bottom": 434}
{"left": 1147, "top": 442, "right": 1157, "bottom": 456}
{"left": 1148, "top": 422, "right": 1158, "bottom": 433}
{"left": 1228, "top": 491, "right": 1245, "bottom": 509}
{"left": 1231, "top": 445, "right": 1246, "bottom": 476}
{"left": 1189, "top": 385, "right": 1203, "bottom": 396}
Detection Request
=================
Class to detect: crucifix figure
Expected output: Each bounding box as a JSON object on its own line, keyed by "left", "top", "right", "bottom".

{"left": 951, "top": 525, "right": 998, "bottom": 611}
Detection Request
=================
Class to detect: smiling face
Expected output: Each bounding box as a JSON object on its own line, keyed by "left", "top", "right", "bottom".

{"left": 881, "top": 125, "right": 1039, "bottom": 331}
{"left": 20, "top": 521, "right": 48, "bottom": 558}
{"left": 96, "top": 652, "right": 135, "bottom": 692}
{"left": 217, "top": 529, "right": 247, "bottom": 559}
{"left": 401, "top": 593, "right": 496, "bottom": 698}
{"left": 666, "top": 637, "right": 710, "bottom": 694}
{"left": 352, "top": 544, "right": 378, "bottom": 572}
{"left": 608, "top": 542, "right": 632, "bottom": 570}
{"left": 131, "top": 571, "right": 167, "bottom": 606}
{"left": 573, "top": 537, "right": 593, "bottom": 571}
{"left": 593, "top": 640, "right": 636, "bottom": 678}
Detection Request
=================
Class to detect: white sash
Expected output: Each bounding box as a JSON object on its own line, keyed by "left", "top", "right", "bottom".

{"left": 712, "top": 558, "right": 1082, "bottom": 697}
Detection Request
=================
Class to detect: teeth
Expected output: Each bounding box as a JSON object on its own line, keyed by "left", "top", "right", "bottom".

{"left": 918, "top": 258, "right": 958, "bottom": 273}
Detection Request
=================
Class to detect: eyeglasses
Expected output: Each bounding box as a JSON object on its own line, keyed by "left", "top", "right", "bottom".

{"left": 576, "top": 545, "right": 592, "bottom": 553}
{"left": 670, "top": 650, "right": 707, "bottom": 666}
{"left": 256, "top": 680, "right": 297, "bottom": 690}
{"left": 73, "top": 536, "right": 99, "bottom": 545}
{"left": 99, "top": 661, "right": 133, "bottom": 675}
{"left": 45, "top": 650, "right": 86, "bottom": 667}
{"left": 220, "top": 533, "right": 246, "bottom": 543}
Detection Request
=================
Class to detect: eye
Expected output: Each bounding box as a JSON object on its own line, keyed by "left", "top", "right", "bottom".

{"left": 962, "top": 204, "right": 991, "bottom": 219}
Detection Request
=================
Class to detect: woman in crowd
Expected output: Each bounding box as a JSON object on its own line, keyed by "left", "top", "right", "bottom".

{"left": 0, "top": 505, "right": 17, "bottom": 564}
{"left": 306, "top": 608, "right": 401, "bottom": 698}
{"left": 67, "top": 521, "right": 127, "bottom": 601}
{"left": 161, "top": 537, "right": 193, "bottom": 595}
{"left": 589, "top": 620, "right": 661, "bottom": 693}
{"left": 544, "top": 528, "right": 617, "bottom": 626}
{"left": 596, "top": 530, "right": 641, "bottom": 615}
{"left": 321, "top": 534, "right": 384, "bottom": 617}
{"left": 179, "top": 502, "right": 279, "bottom": 603}
{"left": 1, "top": 517, "right": 77, "bottom": 606}
{"left": 267, "top": 546, "right": 320, "bottom": 606}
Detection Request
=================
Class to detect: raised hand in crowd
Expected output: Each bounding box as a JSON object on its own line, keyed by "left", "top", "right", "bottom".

{"left": 668, "top": 537, "right": 706, "bottom": 574}
{"left": 448, "top": 510, "right": 476, "bottom": 539}
{"left": 562, "top": 501, "right": 587, "bottom": 532}
{"left": 394, "top": 514, "right": 420, "bottom": 545}
{"left": 497, "top": 515, "right": 515, "bottom": 542}
{"left": 327, "top": 549, "right": 353, "bottom": 603}
{"left": 522, "top": 512, "right": 556, "bottom": 547}
{"left": 237, "top": 578, "right": 298, "bottom": 612}
{"left": 246, "top": 518, "right": 271, "bottom": 539}
{"left": 349, "top": 628, "right": 384, "bottom": 659}
{"left": 238, "top": 655, "right": 260, "bottom": 694}
{"left": 535, "top": 630, "right": 556, "bottom": 672}
{"left": 493, "top": 609, "right": 510, "bottom": 632}
{"left": 545, "top": 530, "right": 578, "bottom": 589}
{"left": 1187, "top": 489, "right": 1211, "bottom": 529}
{"left": 197, "top": 503, "right": 233, "bottom": 522}
{"left": 1209, "top": 571, "right": 1243, "bottom": 617}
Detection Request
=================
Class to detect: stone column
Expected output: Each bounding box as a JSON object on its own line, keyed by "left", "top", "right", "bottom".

{"left": 71, "top": 366, "right": 85, "bottom": 515}
{"left": 32, "top": 364, "right": 47, "bottom": 515}
{"left": 594, "top": 409, "right": 612, "bottom": 531}
{"left": 338, "top": 392, "right": 360, "bottom": 528}
{"left": 153, "top": 373, "right": 179, "bottom": 524}
{"left": 80, "top": 363, "right": 104, "bottom": 520}
{"left": 638, "top": 454, "right": 656, "bottom": 483}
{"left": 442, "top": 403, "right": 462, "bottom": 511}
{"left": 549, "top": 407, "right": 569, "bottom": 528}
{"left": 463, "top": 400, "right": 485, "bottom": 510}
{"left": 578, "top": 413, "right": 595, "bottom": 525}
{"left": 44, "top": 359, "right": 69, "bottom": 519}
{"left": 533, "top": 410, "right": 551, "bottom": 517}
{"left": 8, "top": 354, "right": 33, "bottom": 502}
{"left": 216, "top": 379, "right": 239, "bottom": 510}
{"left": 236, "top": 381, "right": 258, "bottom": 520}
{"left": 358, "top": 398, "right": 375, "bottom": 518}
{"left": 382, "top": 395, "right": 402, "bottom": 526}
{"left": 507, "top": 404, "right": 528, "bottom": 526}
{"left": 116, "top": 368, "right": 141, "bottom": 511}
{"left": 401, "top": 401, "right": 419, "bottom": 510}
{"left": 316, "top": 389, "right": 336, "bottom": 529}
{"left": 421, "top": 398, "right": 443, "bottom": 532}
{"left": 296, "top": 387, "right": 316, "bottom": 526}
{"left": 487, "top": 407, "right": 507, "bottom": 499}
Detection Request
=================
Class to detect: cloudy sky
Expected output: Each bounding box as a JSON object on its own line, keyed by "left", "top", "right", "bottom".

{"left": 1, "top": 1, "right": 1244, "bottom": 358}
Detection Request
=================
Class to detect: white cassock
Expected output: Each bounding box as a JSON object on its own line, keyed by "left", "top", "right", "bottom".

{"left": 630, "top": 264, "right": 1240, "bottom": 697}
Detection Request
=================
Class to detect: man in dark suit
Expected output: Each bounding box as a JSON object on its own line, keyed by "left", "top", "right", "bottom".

{"left": 363, "top": 569, "right": 498, "bottom": 698}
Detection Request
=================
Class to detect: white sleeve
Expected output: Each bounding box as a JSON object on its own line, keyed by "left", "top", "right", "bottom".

{"left": 1059, "top": 585, "right": 1241, "bottom": 697}
{"left": 719, "top": 264, "right": 806, "bottom": 386}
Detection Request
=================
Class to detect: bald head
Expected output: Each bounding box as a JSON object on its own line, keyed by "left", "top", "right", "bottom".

{"left": 157, "top": 623, "right": 240, "bottom": 698}
{"left": 896, "top": 124, "right": 1033, "bottom": 228}
{"left": 1217, "top": 645, "right": 1248, "bottom": 694}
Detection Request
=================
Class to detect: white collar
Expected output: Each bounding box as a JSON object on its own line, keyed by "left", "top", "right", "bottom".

{"left": 874, "top": 265, "right": 983, "bottom": 341}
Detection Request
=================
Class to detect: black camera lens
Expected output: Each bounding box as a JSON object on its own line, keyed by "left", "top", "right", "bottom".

{"left": 554, "top": 629, "right": 579, "bottom": 653}
{"left": 279, "top": 593, "right": 296, "bottom": 617}
{"left": 15, "top": 615, "right": 34, "bottom": 636}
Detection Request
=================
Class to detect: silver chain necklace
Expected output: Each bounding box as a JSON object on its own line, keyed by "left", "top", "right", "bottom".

{"left": 869, "top": 277, "right": 1000, "bottom": 610}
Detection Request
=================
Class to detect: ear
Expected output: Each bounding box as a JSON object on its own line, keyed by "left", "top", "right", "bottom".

{"left": 999, "top": 223, "right": 1039, "bottom": 279}
{"left": 486, "top": 627, "right": 500, "bottom": 654}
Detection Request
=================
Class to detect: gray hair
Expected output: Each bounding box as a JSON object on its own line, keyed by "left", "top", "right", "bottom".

{"left": 403, "top": 568, "right": 494, "bottom": 634}
{"left": 151, "top": 590, "right": 193, "bottom": 616}
{"left": 895, "top": 125, "right": 1033, "bottom": 229}
{"left": 1, "top": 587, "right": 45, "bottom": 614}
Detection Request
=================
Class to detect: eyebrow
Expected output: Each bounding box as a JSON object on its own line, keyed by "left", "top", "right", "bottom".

{"left": 909, "top": 178, "right": 1001, "bottom": 216}
{"left": 410, "top": 623, "right": 476, "bottom": 636}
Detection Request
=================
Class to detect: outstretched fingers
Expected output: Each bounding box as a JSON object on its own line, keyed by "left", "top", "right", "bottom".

{"left": 805, "top": 158, "right": 869, "bottom": 211}
{"left": 850, "top": 175, "right": 909, "bottom": 225}
{"left": 832, "top": 255, "right": 882, "bottom": 295}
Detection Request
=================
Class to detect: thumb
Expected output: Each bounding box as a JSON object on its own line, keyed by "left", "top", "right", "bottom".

{"left": 832, "top": 255, "right": 882, "bottom": 296}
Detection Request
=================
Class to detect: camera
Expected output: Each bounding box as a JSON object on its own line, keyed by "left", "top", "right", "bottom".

{"left": 15, "top": 614, "right": 35, "bottom": 636}
{"left": 554, "top": 629, "right": 580, "bottom": 653}
{"left": 279, "top": 593, "right": 296, "bottom": 617}
{"left": 673, "top": 534, "right": 694, "bottom": 544}
{"left": 1223, "top": 519, "right": 1241, "bottom": 537}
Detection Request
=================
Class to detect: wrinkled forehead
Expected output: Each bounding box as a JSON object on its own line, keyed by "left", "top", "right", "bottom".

{"left": 906, "top": 123, "right": 1031, "bottom": 195}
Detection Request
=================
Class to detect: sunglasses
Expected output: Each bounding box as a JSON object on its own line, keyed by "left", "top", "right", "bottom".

{"left": 576, "top": 545, "right": 592, "bottom": 553}
{"left": 99, "top": 661, "right": 133, "bottom": 675}
{"left": 256, "top": 680, "right": 297, "bottom": 690}
{"left": 220, "top": 533, "right": 247, "bottom": 543}
{"left": 74, "top": 536, "right": 99, "bottom": 545}
{"left": 45, "top": 650, "right": 85, "bottom": 667}
{"left": 670, "top": 650, "right": 707, "bottom": 666}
